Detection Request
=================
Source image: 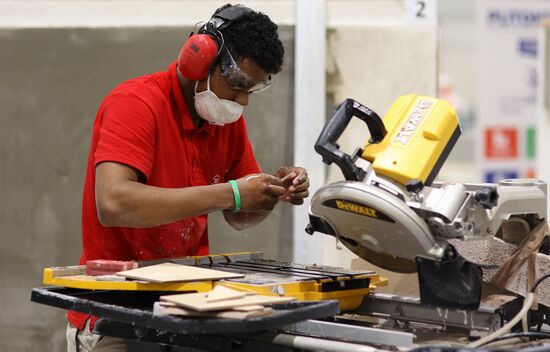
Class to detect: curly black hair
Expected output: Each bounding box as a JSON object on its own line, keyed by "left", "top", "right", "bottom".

{"left": 214, "top": 4, "right": 284, "bottom": 74}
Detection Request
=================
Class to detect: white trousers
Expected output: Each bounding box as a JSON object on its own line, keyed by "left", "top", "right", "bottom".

{"left": 66, "top": 320, "right": 127, "bottom": 352}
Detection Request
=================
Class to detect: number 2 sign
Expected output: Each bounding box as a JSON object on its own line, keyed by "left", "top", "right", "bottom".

{"left": 405, "top": 0, "right": 437, "bottom": 22}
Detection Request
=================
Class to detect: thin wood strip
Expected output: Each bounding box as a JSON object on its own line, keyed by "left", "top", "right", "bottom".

{"left": 490, "top": 222, "right": 549, "bottom": 289}
{"left": 528, "top": 254, "right": 539, "bottom": 309}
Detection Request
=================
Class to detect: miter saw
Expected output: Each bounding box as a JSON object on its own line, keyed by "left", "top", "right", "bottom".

{"left": 306, "top": 94, "right": 547, "bottom": 310}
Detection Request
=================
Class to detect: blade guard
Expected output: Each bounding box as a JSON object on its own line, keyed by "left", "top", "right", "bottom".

{"left": 416, "top": 245, "right": 483, "bottom": 310}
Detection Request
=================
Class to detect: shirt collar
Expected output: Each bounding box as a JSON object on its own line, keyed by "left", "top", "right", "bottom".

{"left": 169, "top": 61, "right": 215, "bottom": 134}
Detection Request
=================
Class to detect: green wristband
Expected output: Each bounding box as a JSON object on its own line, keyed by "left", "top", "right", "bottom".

{"left": 228, "top": 180, "right": 241, "bottom": 213}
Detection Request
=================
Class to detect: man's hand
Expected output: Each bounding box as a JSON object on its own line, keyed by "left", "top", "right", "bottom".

{"left": 275, "top": 166, "right": 310, "bottom": 205}
{"left": 235, "top": 173, "right": 287, "bottom": 211}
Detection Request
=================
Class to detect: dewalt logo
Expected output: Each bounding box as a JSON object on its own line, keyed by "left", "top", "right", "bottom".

{"left": 322, "top": 199, "right": 395, "bottom": 223}
{"left": 394, "top": 99, "right": 432, "bottom": 145}
{"left": 335, "top": 200, "right": 378, "bottom": 218}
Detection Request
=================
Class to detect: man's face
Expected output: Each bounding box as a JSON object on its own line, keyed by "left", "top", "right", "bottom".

{"left": 195, "top": 56, "right": 271, "bottom": 107}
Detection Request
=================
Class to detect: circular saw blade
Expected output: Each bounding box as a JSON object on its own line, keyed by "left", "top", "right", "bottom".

{"left": 339, "top": 238, "right": 417, "bottom": 273}
{"left": 310, "top": 181, "right": 445, "bottom": 273}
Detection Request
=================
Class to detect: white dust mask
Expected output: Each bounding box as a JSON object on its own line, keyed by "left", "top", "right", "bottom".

{"left": 193, "top": 75, "right": 244, "bottom": 126}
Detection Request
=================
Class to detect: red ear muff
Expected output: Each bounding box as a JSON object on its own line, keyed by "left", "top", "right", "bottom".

{"left": 178, "top": 34, "right": 219, "bottom": 81}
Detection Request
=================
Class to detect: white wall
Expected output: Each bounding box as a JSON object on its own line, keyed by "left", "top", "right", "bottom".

{"left": 1, "top": 0, "right": 409, "bottom": 28}
{"left": 0, "top": 1, "right": 295, "bottom": 27}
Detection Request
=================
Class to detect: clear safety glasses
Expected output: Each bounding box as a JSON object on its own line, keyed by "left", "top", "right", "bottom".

{"left": 218, "top": 47, "right": 272, "bottom": 94}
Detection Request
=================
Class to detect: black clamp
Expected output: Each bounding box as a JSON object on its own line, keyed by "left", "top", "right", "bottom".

{"left": 474, "top": 186, "right": 499, "bottom": 209}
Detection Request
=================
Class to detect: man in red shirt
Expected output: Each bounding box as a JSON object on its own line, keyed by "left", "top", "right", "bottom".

{"left": 66, "top": 4, "right": 309, "bottom": 351}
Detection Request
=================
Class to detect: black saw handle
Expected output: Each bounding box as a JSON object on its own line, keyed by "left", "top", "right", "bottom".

{"left": 315, "top": 99, "right": 386, "bottom": 181}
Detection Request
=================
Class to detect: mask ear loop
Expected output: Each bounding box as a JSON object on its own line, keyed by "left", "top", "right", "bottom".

{"left": 215, "top": 29, "right": 225, "bottom": 54}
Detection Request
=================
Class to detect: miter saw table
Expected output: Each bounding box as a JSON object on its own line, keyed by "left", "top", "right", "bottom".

{"left": 32, "top": 252, "right": 548, "bottom": 351}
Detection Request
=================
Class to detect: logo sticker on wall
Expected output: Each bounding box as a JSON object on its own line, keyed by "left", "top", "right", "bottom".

{"left": 485, "top": 127, "right": 518, "bottom": 159}
{"left": 485, "top": 170, "right": 519, "bottom": 183}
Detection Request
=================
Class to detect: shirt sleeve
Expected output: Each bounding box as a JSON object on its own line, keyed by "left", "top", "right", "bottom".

{"left": 94, "top": 93, "right": 156, "bottom": 179}
{"left": 225, "top": 117, "right": 261, "bottom": 180}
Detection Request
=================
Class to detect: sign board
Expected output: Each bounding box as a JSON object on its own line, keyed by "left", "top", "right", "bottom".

{"left": 475, "top": 0, "right": 550, "bottom": 182}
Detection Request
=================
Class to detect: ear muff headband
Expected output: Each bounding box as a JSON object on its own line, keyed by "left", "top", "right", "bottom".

{"left": 178, "top": 4, "right": 253, "bottom": 81}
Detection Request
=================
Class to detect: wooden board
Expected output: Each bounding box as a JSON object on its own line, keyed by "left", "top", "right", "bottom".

{"left": 157, "top": 300, "right": 265, "bottom": 311}
{"left": 160, "top": 292, "right": 295, "bottom": 312}
{"left": 116, "top": 263, "right": 244, "bottom": 283}
{"left": 232, "top": 305, "right": 265, "bottom": 312}
{"left": 206, "top": 285, "right": 250, "bottom": 302}
{"left": 152, "top": 302, "right": 274, "bottom": 319}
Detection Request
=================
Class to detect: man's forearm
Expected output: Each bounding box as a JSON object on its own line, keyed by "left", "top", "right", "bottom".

{"left": 97, "top": 180, "right": 235, "bottom": 228}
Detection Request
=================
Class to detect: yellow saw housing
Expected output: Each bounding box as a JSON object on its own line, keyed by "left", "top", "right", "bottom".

{"left": 361, "top": 94, "right": 460, "bottom": 185}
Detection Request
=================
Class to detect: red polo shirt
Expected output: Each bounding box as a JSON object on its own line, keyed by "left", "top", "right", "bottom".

{"left": 68, "top": 61, "right": 260, "bottom": 330}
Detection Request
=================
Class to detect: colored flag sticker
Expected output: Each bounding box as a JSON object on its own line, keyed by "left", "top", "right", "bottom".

{"left": 526, "top": 126, "right": 536, "bottom": 159}
{"left": 484, "top": 127, "right": 518, "bottom": 159}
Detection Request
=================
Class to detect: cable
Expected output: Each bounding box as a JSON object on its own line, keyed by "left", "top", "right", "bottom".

{"left": 468, "top": 292, "right": 535, "bottom": 348}
{"left": 525, "top": 272, "right": 550, "bottom": 333}
{"left": 477, "top": 332, "right": 550, "bottom": 347}
{"left": 408, "top": 346, "right": 503, "bottom": 352}
{"left": 531, "top": 272, "right": 550, "bottom": 292}
{"left": 467, "top": 271, "right": 550, "bottom": 348}
{"left": 522, "top": 272, "right": 550, "bottom": 333}
{"left": 513, "top": 344, "right": 550, "bottom": 352}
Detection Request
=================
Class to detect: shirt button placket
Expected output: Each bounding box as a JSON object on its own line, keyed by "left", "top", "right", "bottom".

{"left": 192, "top": 131, "right": 199, "bottom": 184}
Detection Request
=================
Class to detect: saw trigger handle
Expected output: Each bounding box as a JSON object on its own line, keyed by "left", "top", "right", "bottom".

{"left": 315, "top": 99, "right": 387, "bottom": 181}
